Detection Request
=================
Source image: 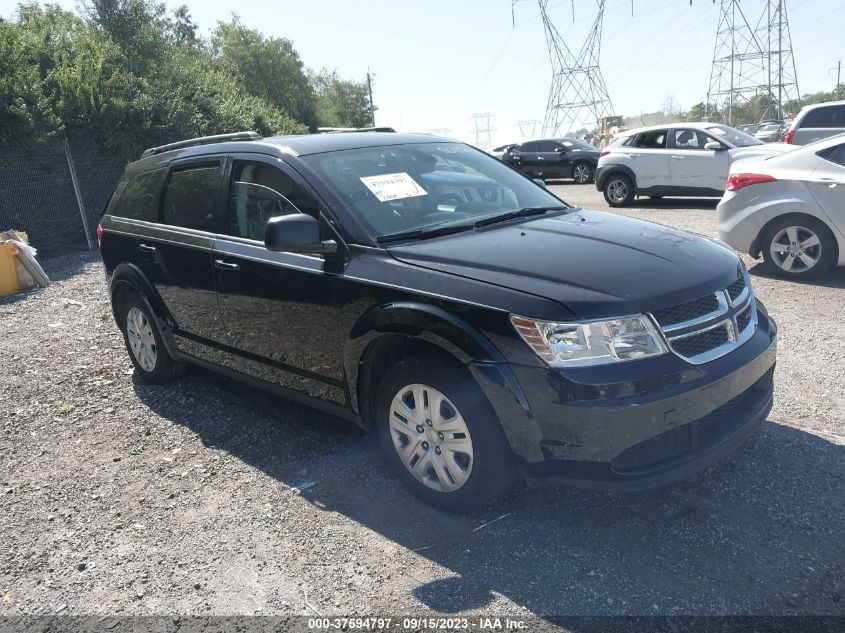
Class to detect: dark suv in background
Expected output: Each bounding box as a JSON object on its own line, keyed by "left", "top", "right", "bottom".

{"left": 501, "top": 138, "right": 599, "bottom": 183}
{"left": 99, "top": 130, "right": 777, "bottom": 510}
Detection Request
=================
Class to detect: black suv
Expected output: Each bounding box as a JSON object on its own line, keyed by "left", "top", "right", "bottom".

{"left": 99, "top": 131, "right": 777, "bottom": 510}
{"left": 501, "top": 138, "right": 600, "bottom": 184}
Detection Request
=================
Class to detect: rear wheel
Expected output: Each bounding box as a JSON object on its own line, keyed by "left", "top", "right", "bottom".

{"left": 603, "top": 174, "right": 634, "bottom": 207}
{"left": 120, "top": 295, "right": 185, "bottom": 383}
{"left": 760, "top": 216, "right": 837, "bottom": 279}
{"left": 572, "top": 161, "right": 594, "bottom": 184}
{"left": 376, "top": 354, "right": 517, "bottom": 511}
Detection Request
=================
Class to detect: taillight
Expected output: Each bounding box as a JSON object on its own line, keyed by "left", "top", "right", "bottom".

{"left": 784, "top": 129, "right": 795, "bottom": 144}
{"left": 600, "top": 150, "right": 610, "bottom": 157}
{"left": 96, "top": 223, "right": 103, "bottom": 250}
{"left": 725, "top": 173, "right": 777, "bottom": 191}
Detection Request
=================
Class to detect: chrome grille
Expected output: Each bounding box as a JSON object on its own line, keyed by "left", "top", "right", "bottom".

{"left": 649, "top": 271, "right": 757, "bottom": 364}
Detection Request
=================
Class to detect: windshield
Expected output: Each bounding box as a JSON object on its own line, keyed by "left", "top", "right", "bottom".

{"left": 303, "top": 142, "right": 569, "bottom": 242}
{"left": 706, "top": 125, "right": 763, "bottom": 147}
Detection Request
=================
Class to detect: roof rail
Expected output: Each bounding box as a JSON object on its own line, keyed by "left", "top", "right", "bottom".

{"left": 316, "top": 126, "right": 396, "bottom": 134}
{"left": 140, "top": 131, "right": 262, "bottom": 158}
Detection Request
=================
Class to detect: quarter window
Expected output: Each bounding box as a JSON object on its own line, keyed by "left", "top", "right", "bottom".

{"left": 227, "top": 161, "right": 321, "bottom": 241}
{"left": 162, "top": 165, "right": 221, "bottom": 232}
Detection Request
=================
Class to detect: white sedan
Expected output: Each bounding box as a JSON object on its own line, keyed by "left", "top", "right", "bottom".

{"left": 596, "top": 123, "right": 792, "bottom": 207}
{"left": 718, "top": 134, "right": 845, "bottom": 279}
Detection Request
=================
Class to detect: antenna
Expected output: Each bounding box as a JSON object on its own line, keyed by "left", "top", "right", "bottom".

{"left": 706, "top": 0, "right": 800, "bottom": 124}
{"left": 515, "top": 0, "right": 614, "bottom": 137}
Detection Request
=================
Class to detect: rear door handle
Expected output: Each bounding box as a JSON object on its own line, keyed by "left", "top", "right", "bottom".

{"left": 214, "top": 259, "right": 240, "bottom": 271}
{"left": 671, "top": 155, "right": 685, "bottom": 160}
{"left": 139, "top": 243, "right": 156, "bottom": 253}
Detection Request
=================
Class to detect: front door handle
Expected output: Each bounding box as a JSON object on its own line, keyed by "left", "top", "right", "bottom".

{"left": 139, "top": 243, "right": 156, "bottom": 253}
{"left": 214, "top": 259, "right": 240, "bottom": 271}
{"left": 671, "top": 155, "right": 685, "bottom": 160}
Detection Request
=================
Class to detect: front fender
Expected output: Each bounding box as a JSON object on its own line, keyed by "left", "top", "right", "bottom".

{"left": 595, "top": 163, "right": 638, "bottom": 191}
{"left": 344, "top": 303, "right": 536, "bottom": 457}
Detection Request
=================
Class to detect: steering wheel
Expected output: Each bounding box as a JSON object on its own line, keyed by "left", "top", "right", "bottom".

{"left": 436, "top": 193, "right": 465, "bottom": 207}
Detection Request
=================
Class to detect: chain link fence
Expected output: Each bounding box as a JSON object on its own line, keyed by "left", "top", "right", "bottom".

{"left": 0, "top": 140, "right": 129, "bottom": 257}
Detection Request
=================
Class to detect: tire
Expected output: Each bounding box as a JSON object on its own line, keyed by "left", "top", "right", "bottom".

{"left": 760, "top": 215, "right": 837, "bottom": 279}
{"left": 603, "top": 173, "right": 635, "bottom": 207}
{"left": 120, "top": 294, "right": 185, "bottom": 384}
{"left": 376, "top": 353, "right": 517, "bottom": 511}
{"left": 572, "top": 161, "right": 594, "bottom": 184}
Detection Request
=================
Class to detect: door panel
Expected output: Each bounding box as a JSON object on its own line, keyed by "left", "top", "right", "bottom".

{"left": 670, "top": 129, "right": 730, "bottom": 191}
{"left": 212, "top": 239, "right": 346, "bottom": 404}
{"left": 212, "top": 154, "right": 348, "bottom": 405}
{"left": 136, "top": 158, "right": 228, "bottom": 349}
{"left": 808, "top": 159, "right": 845, "bottom": 236}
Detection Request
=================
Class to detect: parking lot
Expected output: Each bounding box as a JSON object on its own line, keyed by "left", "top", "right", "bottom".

{"left": 1, "top": 184, "right": 843, "bottom": 621}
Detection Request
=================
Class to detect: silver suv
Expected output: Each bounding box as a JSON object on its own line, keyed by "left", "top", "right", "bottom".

{"left": 785, "top": 100, "right": 845, "bottom": 145}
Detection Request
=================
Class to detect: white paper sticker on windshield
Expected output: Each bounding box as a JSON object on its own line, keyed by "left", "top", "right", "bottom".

{"left": 359, "top": 172, "right": 428, "bottom": 202}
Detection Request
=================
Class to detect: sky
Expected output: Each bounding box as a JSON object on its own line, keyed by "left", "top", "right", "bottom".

{"left": 2, "top": 0, "right": 843, "bottom": 148}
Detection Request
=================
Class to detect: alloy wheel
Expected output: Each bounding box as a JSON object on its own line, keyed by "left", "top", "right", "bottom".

{"left": 388, "top": 383, "right": 474, "bottom": 492}
{"left": 769, "top": 225, "right": 822, "bottom": 274}
{"left": 573, "top": 163, "right": 591, "bottom": 184}
{"left": 607, "top": 179, "right": 628, "bottom": 203}
{"left": 126, "top": 306, "right": 157, "bottom": 372}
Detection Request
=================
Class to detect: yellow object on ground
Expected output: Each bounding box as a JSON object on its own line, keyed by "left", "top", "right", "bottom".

{"left": 0, "top": 241, "right": 21, "bottom": 297}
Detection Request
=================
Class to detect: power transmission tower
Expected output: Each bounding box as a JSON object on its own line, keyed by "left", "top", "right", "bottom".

{"left": 427, "top": 127, "right": 453, "bottom": 137}
{"left": 469, "top": 113, "right": 496, "bottom": 150}
{"left": 516, "top": 119, "right": 541, "bottom": 140}
{"left": 516, "top": 0, "right": 614, "bottom": 136}
{"left": 706, "top": 0, "right": 800, "bottom": 125}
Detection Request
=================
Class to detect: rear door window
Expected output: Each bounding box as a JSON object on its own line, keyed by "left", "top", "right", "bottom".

{"left": 634, "top": 130, "right": 668, "bottom": 149}
{"left": 162, "top": 165, "right": 222, "bottom": 232}
{"left": 108, "top": 168, "right": 165, "bottom": 221}
{"left": 801, "top": 105, "right": 845, "bottom": 129}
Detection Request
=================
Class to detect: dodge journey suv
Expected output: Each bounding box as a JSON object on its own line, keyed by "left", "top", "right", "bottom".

{"left": 99, "top": 130, "right": 777, "bottom": 510}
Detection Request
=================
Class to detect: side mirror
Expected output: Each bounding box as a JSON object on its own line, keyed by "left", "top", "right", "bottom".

{"left": 705, "top": 141, "right": 727, "bottom": 151}
{"left": 554, "top": 147, "right": 566, "bottom": 153}
{"left": 264, "top": 214, "right": 337, "bottom": 255}
{"left": 532, "top": 178, "right": 547, "bottom": 188}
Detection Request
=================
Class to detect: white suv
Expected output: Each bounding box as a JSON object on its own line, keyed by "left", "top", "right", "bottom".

{"left": 596, "top": 123, "right": 792, "bottom": 207}
{"left": 785, "top": 100, "right": 845, "bottom": 145}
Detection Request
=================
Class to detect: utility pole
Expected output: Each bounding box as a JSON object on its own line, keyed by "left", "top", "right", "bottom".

{"left": 831, "top": 61, "right": 842, "bottom": 99}
{"left": 366, "top": 71, "right": 375, "bottom": 127}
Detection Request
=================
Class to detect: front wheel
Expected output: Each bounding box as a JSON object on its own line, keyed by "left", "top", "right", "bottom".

{"left": 603, "top": 174, "right": 634, "bottom": 207}
{"left": 572, "top": 161, "right": 594, "bottom": 184}
{"left": 376, "top": 354, "right": 517, "bottom": 511}
{"left": 760, "top": 216, "right": 837, "bottom": 279}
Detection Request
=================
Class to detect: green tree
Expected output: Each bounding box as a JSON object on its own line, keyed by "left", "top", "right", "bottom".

{"left": 312, "top": 69, "right": 373, "bottom": 128}
{"left": 211, "top": 17, "right": 316, "bottom": 128}
{"left": 686, "top": 102, "right": 706, "bottom": 121}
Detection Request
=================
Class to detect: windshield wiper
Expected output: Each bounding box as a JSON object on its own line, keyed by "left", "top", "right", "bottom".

{"left": 472, "top": 205, "right": 570, "bottom": 228}
{"left": 377, "top": 223, "right": 475, "bottom": 245}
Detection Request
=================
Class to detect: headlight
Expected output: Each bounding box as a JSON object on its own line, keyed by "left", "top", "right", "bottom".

{"left": 510, "top": 314, "right": 668, "bottom": 367}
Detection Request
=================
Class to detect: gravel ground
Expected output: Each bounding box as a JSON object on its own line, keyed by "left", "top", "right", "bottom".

{"left": 1, "top": 185, "right": 843, "bottom": 623}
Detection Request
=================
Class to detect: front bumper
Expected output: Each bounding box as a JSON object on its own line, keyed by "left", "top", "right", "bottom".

{"left": 470, "top": 305, "right": 777, "bottom": 491}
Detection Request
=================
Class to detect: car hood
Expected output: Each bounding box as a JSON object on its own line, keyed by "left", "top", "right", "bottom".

{"left": 387, "top": 210, "right": 742, "bottom": 319}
